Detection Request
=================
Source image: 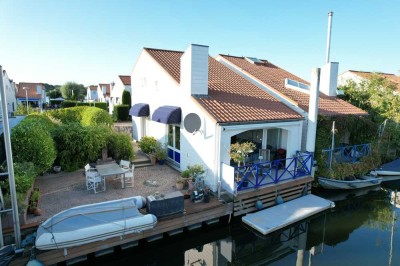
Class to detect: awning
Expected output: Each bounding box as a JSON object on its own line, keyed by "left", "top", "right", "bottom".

{"left": 129, "top": 103, "right": 150, "bottom": 117}
{"left": 152, "top": 106, "right": 181, "bottom": 124}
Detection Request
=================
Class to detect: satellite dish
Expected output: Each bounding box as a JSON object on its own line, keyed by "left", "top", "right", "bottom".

{"left": 184, "top": 113, "right": 201, "bottom": 133}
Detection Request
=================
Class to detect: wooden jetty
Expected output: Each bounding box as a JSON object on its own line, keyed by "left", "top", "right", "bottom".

{"left": 10, "top": 196, "right": 233, "bottom": 266}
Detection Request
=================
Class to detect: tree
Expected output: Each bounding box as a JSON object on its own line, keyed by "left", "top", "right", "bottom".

{"left": 60, "top": 82, "right": 86, "bottom": 101}
{"left": 122, "top": 90, "right": 131, "bottom": 106}
{"left": 48, "top": 87, "right": 62, "bottom": 99}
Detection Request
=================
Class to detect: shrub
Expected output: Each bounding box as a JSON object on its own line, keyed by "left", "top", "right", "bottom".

{"left": 81, "top": 107, "right": 113, "bottom": 127}
{"left": 61, "top": 100, "right": 77, "bottom": 108}
{"left": 94, "top": 102, "right": 108, "bottom": 111}
{"left": 108, "top": 132, "right": 134, "bottom": 161}
{"left": 0, "top": 162, "right": 37, "bottom": 195}
{"left": 76, "top": 102, "right": 90, "bottom": 107}
{"left": 46, "top": 107, "right": 84, "bottom": 124}
{"left": 138, "top": 136, "right": 157, "bottom": 154}
{"left": 122, "top": 91, "right": 131, "bottom": 106}
{"left": 155, "top": 142, "right": 168, "bottom": 160}
{"left": 113, "top": 105, "right": 130, "bottom": 122}
{"left": 20, "top": 113, "right": 58, "bottom": 132}
{"left": 11, "top": 121, "right": 56, "bottom": 173}
{"left": 186, "top": 164, "right": 205, "bottom": 180}
{"left": 53, "top": 123, "right": 110, "bottom": 171}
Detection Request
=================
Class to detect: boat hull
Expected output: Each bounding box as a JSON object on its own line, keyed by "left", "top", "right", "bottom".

{"left": 318, "top": 177, "right": 383, "bottom": 190}
{"left": 35, "top": 196, "right": 157, "bottom": 250}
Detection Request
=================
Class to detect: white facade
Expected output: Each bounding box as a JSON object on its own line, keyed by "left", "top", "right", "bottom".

{"left": 131, "top": 45, "right": 305, "bottom": 192}
{"left": 338, "top": 71, "right": 365, "bottom": 87}
{"left": 109, "top": 77, "right": 131, "bottom": 114}
{"left": 1, "top": 70, "right": 17, "bottom": 114}
{"left": 86, "top": 86, "right": 98, "bottom": 101}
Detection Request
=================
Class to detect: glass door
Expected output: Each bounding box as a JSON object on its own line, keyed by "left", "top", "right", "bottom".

{"left": 168, "top": 125, "right": 180, "bottom": 165}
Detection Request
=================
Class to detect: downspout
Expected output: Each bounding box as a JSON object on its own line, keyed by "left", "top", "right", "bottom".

{"left": 214, "top": 123, "right": 222, "bottom": 198}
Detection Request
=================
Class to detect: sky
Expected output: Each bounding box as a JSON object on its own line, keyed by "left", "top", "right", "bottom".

{"left": 1, "top": 0, "right": 399, "bottom": 86}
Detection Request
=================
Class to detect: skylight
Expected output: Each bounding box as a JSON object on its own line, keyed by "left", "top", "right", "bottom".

{"left": 285, "top": 78, "right": 310, "bottom": 93}
{"left": 245, "top": 57, "right": 263, "bottom": 64}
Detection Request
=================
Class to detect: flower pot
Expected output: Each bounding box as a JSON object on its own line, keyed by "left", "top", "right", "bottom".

{"left": 53, "top": 166, "right": 61, "bottom": 173}
{"left": 176, "top": 182, "right": 184, "bottom": 190}
{"left": 158, "top": 159, "right": 165, "bottom": 165}
{"left": 149, "top": 154, "right": 157, "bottom": 165}
{"left": 188, "top": 180, "right": 195, "bottom": 191}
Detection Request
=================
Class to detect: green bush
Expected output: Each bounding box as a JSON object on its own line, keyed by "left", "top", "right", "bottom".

{"left": 122, "top": 90, "right": 131, "bottom": 106}
{"left": 52, "top": 123, "right": 110, "bottom": 171}
{"left": 76, "top": 102, "right": 90, "bottom": 107}
{"left": 11, "top": 121, "right": 56, "bottom": 173}
{"left": 81, "top": 107, "right": 113, "bottom": 127}
{"left": 94, "top": 102, "right": 108, "bottom": 111}
{"left": 138, "top": 136, "right": 157, "bottom": 154}
{"left": 46, "top": 106, "right": 112, "bottom": 127}
{"left": 20, "top": 113, "right": 58, "bottom": 132}
{"left": 113, "top": 105, "right": 130, "bottom": 121}
{"left": 61, "top": 100, "right": 77, "bottom": 108}
{"left": 0, "top": 162, "right": 37, "bottom": 195}
{"left": 108, "top": 132, "right": 134, "bottom": 161}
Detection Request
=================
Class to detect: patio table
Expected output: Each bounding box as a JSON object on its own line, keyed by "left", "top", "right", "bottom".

{"left": 96, "top": 163, "right": 128, "bottom": 189}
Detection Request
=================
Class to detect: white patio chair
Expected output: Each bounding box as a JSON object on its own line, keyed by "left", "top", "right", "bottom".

{"left": 119, "top": 160, "right": 134, "bottom": 188}
{"left": 85, "top": 164, "right": 105, "bottom": 193}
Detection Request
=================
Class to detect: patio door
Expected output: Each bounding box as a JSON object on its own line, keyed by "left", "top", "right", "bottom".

{"left": 167, "top": 125, "right": 180, "bottom": 165}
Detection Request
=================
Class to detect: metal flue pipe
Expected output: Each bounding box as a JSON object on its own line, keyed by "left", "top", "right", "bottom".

{"left": 325, "top": 11, "right": 334, "bottom": 64}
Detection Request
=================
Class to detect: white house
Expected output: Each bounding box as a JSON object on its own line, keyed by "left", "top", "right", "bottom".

{"left": 338, "top": 70, "right": 400, "bottom": 94}
{"left": 130, "top": 44, "right": 324, "bottom": 195}
{"left": 1, "top": 69, "right": 17, "bottom": 115}
{"left": 16, "top": 82, "right": 46, "bottom": 111}
{"left": 97, "top": 83, "right": 111, "bottom": 103}
{"left": 109, "top": 75, "right": 131, "bottom": 114}
{"left": 86, "top": 85, "right": 98, "bottom": 102}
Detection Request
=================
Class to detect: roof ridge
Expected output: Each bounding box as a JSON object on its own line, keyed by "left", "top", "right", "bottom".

{"left": 350, "top": 70, "right": 396, "bottom": 76}
{"left": 144, "top": 47, "right": 184, "bottom": 54}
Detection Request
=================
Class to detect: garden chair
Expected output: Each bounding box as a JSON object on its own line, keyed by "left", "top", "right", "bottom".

{"left": 119, "top": 160, "right": 134, "bottom": 188}
{"left": 84, "top": 164, "right": 105, "bottom": 193}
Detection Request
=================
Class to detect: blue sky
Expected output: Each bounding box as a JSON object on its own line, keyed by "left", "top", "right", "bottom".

{"left": 1, "top": 0, "right": 399, "bottom": 86}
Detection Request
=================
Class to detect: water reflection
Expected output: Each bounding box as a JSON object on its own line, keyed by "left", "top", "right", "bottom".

{"left": 79, "top": 184, "right": 399, "bottom": 266}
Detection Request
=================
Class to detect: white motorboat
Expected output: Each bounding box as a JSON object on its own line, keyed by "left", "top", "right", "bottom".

{"left": 36, "top": 196, "right": 157, "bottom": 250}
{"left": 370, "top": 158, "right": 400, "bottom": 176}
{"left": 318, "top": 176, "right": 383, "bottom": 190}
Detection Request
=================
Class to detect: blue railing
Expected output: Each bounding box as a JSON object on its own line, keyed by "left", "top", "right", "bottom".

{"left": 235, "top": 152, "right": 313, "bottom": 191}
{"left": 322, "top": 143, "right": 371, "bottom": 166}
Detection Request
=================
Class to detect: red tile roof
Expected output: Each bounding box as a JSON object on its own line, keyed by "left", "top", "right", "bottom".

{"left": 145, "top": 48, "right": 303, "bottom": 123}
{"left": 16, "top": 83, "right": 45, "bottom": 98}
{"left": 348, "top": 70, "right": 400, "bottom": 93}
{"left": 220, "top": 55, "right": 367, "bottom": 116}
{"left": 119, "top": 75, "right": 131, "bottom": 85}
{"left": 89, "top": 85, "right": 97, "bottom": 91}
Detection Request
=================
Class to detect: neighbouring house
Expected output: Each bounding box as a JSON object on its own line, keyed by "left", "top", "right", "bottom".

{"left": 109, "top": 75, "right": 131, "bottom": 114}
{"left": 16, "top": 82, "right": 47, "bottom": 111}
{"left": 215, "top": 56, "right": 367, "bottom": 149}
{"left": 338, "top": 70, "right": 400, "bottom": 94}
{"left": 97, "top": 83, "right": 111, "bottom": 103}
{"left": 1, "top": 69, "right": 17, "bottom": 115}
{"left": 86, "top": 85, "right": 98, "bottom": 102}
{"left": 129, "top": 44, "right": 366, "bottom": 202}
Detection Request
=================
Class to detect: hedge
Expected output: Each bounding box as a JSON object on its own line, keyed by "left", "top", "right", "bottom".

{"left": 81, "top": 107, "right": 113, "bottom": 126}
{"left": 122, "top": 90, "right": 131, "bottom": 106}
{"left": 46, "top": 106, "right": 112, "bottom": 127}
{"left": 113, "top": 105, "right": 130, "bottom": 121}
{"left": 108, "top": 132, "right": 134, "bottom": 161}
{"left": 20, "top": 113, "right": 58, "bottom": 132}
{"left": 61, "top": 100, "right": 77, "bottom": 108}
{"left": 93, "top": 102, "right": 108, "bottom": 111}
{"left": 52, "top": 124, "right": 111, "bottom": 171}
{"left": 11, "top": 121, "right": 57, "bottom": 173}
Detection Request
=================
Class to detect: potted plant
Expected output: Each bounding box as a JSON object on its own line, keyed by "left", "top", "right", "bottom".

{"left": 186, "top": 164, "right": 205, "bottom": 191}
{"left": 155, "top": 142, "right": 168, "bottom": 165}
{"left": 176, "top": 178, "right": 185, "bottom": 190}
{"left": 230, "top": 141, "right": 256, "bottom": 184}
{"left": 138, "top": 136, "right": 158, "bottom": 165}
{"left": 28, "top": 189, "right": 42, "bottom": 216}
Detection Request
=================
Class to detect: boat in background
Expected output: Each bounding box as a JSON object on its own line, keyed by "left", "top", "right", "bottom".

{"left": 36, "top": 196, "right": 157, "bottom": 250}
{"left": 370, "top": 158, "right": 400, "bottom": 178}
{"left": 318, "top": 176, "right": 383, "bottom": 190}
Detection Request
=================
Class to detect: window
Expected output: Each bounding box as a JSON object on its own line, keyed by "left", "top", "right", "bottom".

{"left": 102, "top": 86, "right": 106, "bottom": 94}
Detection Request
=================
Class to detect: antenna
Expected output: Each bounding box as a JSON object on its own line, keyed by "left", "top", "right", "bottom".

{"left": 325, "top": 11, "right": 334, "bottom": 64}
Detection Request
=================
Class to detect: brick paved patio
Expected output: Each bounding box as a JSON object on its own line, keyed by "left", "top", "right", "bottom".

{"left": 27, "top": 164, "right": 182, "bottom": 225}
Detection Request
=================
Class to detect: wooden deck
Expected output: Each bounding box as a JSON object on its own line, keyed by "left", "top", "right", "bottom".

{"left": 233, "top": 176, "right": 313, "bottom": 216}
{"left": 11, "top": 196, "right": 233, "bottom": 265}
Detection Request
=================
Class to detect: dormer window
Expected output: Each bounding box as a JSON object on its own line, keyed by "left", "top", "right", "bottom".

{"left": 102, "top": 86, "right": 106, "bottom": 94}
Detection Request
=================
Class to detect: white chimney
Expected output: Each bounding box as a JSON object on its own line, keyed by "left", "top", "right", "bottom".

{"left": 180, "top": 44, "right": 209, "bottom": 96}
{"left": 306, "top": 68, "right": 321, "bottom": 153}
{"left": 320, "top": 62, "right": 339, "bottom": 96}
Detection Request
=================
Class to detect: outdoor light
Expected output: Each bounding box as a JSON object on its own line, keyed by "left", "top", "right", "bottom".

{"left": 23, "top": 87, "right": 29, "bottom": 114}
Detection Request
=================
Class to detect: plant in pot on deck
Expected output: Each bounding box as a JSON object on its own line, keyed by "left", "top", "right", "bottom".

{"left": 155, "top": 142, "right": 168, "bottom": 165}
{"left": 230, "top": 141, "right": 256, "bottom": 185}
{"left": 186, "top": 164, "right": 205, "bottom": 191}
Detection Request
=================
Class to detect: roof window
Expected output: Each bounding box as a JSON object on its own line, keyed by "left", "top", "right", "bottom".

{"left": 285, "top": 78, "right": 310, "bottom": 93}
{"left": 245, "top": 57, "right": 263, "bottom": 64}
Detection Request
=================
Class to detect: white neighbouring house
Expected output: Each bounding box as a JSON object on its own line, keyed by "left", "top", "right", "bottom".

{"left": 16, "top": 82, "right": 47, "bottom": 111}
{"left": 97, "top": 83, "right": 111, "bottom": 103}
{"left": 109, "top": 75, "right": 131, "bottom": 114}
{"left": 86, "top": 85, "right": 98, "bottom": 102}
{"left": 1, "top": 69, "right": 17, "bottom": 115}
{"left": 129, "top": 44, "right": 313, "bottom": 193}
{"left": 338, "top": 70, "right": 400, "bottom": 94}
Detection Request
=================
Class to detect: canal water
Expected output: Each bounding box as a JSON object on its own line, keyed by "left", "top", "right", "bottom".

{"left": 79, "top": 181, "right": 400, "bottom": 266}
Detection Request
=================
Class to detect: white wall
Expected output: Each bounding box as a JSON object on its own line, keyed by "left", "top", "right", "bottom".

{"left": 320, "top": 62, "right": 339, "bottom": 96}
{"left": 338, "top": 71, "right": 364, "bottom": 87}
{"left": 109, "top": 78, "right": 132, "bottom": 114}
{"left": 1, "top": 71, "right": 17, "bottom": 112}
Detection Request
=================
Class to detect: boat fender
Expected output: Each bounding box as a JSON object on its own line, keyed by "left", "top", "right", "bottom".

{"left": 275, "top": 194, "right": 284, "bottom": 205}
{"left": 255, "top": 198, "right": 263, "bottom": 210}
{"left": 26, "top": 259, "right": 45, "bottom": 266}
